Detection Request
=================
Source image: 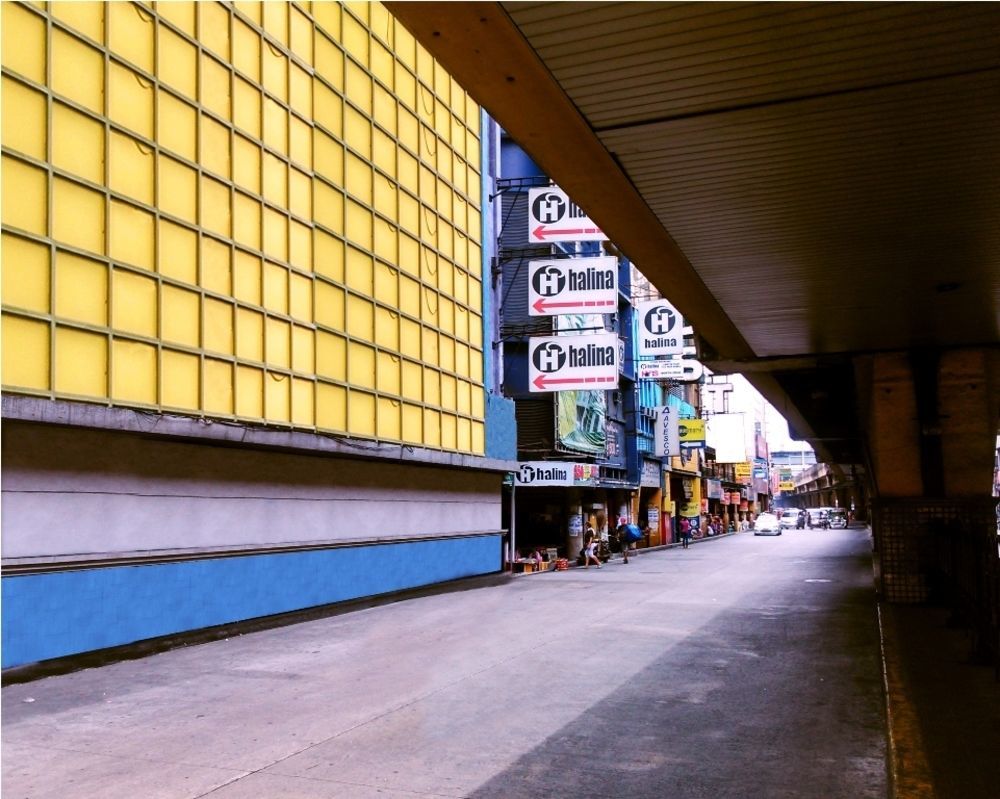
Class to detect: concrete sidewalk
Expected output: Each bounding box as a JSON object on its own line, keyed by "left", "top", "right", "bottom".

{"left": 878, "top": 601, "right": 1000, "bottom": 799}
{"left": 2, "top": 528, "right": 996, "bottom": 798}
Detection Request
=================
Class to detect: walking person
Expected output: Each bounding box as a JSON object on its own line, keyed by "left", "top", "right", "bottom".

{"left": 617, "top": 517, "right": 641, "bottom": 564}
{"left": 583, "top": 525, "right": 602, "bottom": 569}
{"left": 680, "top": 519, "right": 691, "bottom": 549}
{"left": 617, "top": 518, "right": 630, "bottom": 564}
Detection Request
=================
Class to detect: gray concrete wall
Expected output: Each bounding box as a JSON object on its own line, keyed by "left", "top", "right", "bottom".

{"left": 2, "top": 422, "right": 503, "bottom": 561}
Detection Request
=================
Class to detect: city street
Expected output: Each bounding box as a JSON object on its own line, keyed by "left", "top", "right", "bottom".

{"left": 3, "top": 529, "right": 886, "bottom": 798}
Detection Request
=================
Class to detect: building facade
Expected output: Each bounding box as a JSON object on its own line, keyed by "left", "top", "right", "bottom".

{"left": 1, "top": 1, "right": 516, "bottom": 669}
{"left": 494, "top": 137, "right": 694, "bottom": 562}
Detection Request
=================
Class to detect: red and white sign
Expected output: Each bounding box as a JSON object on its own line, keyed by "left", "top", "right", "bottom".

{"left": 528, "top": 256, "right": 618, "bottom": 316}
{"left": 637, "top": 356, "right": 704, "bottom": 382}
{"left": 638, "top": 359, "right": 685, "bottom": 380}
{"left": 528, "top": 187, "right": 607, "bottom": 244}
{"left": 528, "top": 333, "right": 619, "bottom": 392}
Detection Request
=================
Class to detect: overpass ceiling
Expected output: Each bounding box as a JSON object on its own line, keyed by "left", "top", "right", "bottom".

{"left": 387, "top": 2, "right": 1000, "bottom": 463}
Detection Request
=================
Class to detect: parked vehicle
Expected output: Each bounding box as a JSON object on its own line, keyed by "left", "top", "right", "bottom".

{"left": 779, "top": 509, "right": 800, "bottom": 529}
{"left": 827, "top": 508, "right": 848, "bottom": 528}
{"left": 753, "top": 512, "right": 782, "bottom": 536}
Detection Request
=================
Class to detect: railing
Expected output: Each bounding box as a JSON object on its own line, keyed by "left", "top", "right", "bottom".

{"left": 874, "top": 497, "right": 1000, "bottom": 678}
{"left": 932, "top": 503, "right": 1000, "bottom": 678}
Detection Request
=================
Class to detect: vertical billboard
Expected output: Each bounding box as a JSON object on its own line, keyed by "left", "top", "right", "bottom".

{"left": 654, "top": 405, "right": 680, "bottom": 457}
{"left": 706, "top": 413, "right": 749, "bottom": 463}
{"left": 553, "top": 315, "right": 609, "bottom": 453}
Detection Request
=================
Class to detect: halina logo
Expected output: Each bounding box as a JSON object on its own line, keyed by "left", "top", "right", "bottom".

{"left": 531, "top": 192, "right": 567, "bottom": 224}
{"left": 531, "top": 264, "right": 566, "bottom": 297}
{"left": 532, "top": 342, "right": 567, "bottom": 373}
{"left": 644, "top": 305, "right": 677, "bottom": 335}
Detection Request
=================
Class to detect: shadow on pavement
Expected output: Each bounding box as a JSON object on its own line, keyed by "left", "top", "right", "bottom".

{"left": 469, "top": 585, "right": 886, "bottom": 799}
{"left": 880, "top": 604, "right": 1000, "bottom": 799}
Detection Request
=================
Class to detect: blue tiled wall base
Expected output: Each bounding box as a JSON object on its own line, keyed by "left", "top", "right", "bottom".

{"left": 2, "top": 536, "right": 500, "bottom": 669}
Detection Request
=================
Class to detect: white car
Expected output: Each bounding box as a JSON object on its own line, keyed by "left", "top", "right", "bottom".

{"left": 753, "top": 512, "right": 781, "bottom": 536}
{"left": 779, "top": 509, "right": 800, "bottom": 529}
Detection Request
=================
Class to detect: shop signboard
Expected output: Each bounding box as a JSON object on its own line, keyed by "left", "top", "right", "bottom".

{"left": 641, "top": 459, "right": 661, "bottom": 487}
{"left": 680, "top": 499, "right": 700, "bottom": 518}
{"left": 636, "top": 298, "right": 684, "bottom": 356}
{"left": 527, "top": 187, "right": 607, "bottom": 244}
{"left": 671, "top": 447, "right": 701, "bottom": 473}
{"left": 779, "top": 480, "right": 795, "bottom": 492}
{"left": 653, "top": 405, "right": 680, "bottom": 457}
{"left": 528, "top": 256, "right": 618, "bottom": 316}
{"left": 515, "top": 461, "right": 600, "bottom": 487}
{"left": 638, "top": 359, "right": 684, "bottom": 380}
{"left": 679, "top": 418, "right": 706, "bottom": 450}
{"left": 647, "top": 507, "right": 660, "bottom": 527}
{"left": 734, "top": 462, "right": 752, "bottom": 482}
{"left": 528, "top": 333, "right": 619, "bottom": 392}
{"left": 636, "top": 356, "right": 705, "bottom": 382}
{"left": 556, "top": 389, "right": 606, "bottom": 456}
{"left": 706, "top": 479, "right": 723, "bottom": 499}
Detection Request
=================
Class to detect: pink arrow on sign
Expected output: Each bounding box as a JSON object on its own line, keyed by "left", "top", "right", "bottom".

{"left": 531, "top": 297, "right": 617, "bottom": 314}
{"left": 532, "top": 225, "right": 604, "bottom": 241}
{"left": 533, "top": 374, "right": 618, "bottom": 391}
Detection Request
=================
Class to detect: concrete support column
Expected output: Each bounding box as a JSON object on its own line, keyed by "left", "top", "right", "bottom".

{"left": 938, "top": 349, "right": 1000, "bottom": 497}
{"left": 866, "top": 349, "right": 1000, "bottom": 604}
{"left": 868, "top": 352, "right": 924, "bottom": 497}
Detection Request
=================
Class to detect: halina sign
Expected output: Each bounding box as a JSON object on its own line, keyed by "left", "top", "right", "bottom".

{"left": 528, "top": 256, "right": 618, "bottom": 316}
{"left": 515, "top": 461, "right": 600, "bottom": 487}
{"left": 527, "top": 187, "right": 607, "bottom": 244}
{"left": 636, "top": 299, "right": 684, "bottom": 356}
{"left": 528, "top": 333, "right": 619, "bottom": 392}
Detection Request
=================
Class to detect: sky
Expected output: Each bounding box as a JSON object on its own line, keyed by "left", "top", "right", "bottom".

{"left": 710, "top": 373, "right": 814, "bottom": 455}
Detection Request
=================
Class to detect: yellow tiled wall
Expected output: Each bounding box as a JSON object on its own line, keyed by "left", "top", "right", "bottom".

{"left": 1, "top": 0, "right": 485, "bottom": 453}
